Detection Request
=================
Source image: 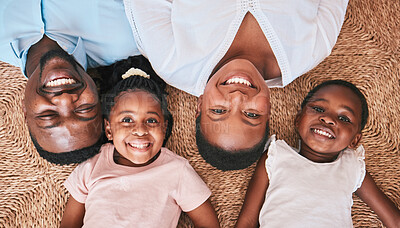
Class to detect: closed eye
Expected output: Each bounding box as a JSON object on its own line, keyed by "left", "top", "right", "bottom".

{"left": 75, "top": 105, "right": 96, "bottom": 114}
{"left": 36, "top": 111, "right": 58, "bottom": 120}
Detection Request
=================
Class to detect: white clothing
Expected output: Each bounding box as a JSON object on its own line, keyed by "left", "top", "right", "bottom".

{"left": 64, "top": 143, "right": 211, "bottom": 228}
{"left": 124, "top": 0, "right": 349, "bottom": 96}
{"left": 259, "top": 136, "right": 366, "bottom": 228}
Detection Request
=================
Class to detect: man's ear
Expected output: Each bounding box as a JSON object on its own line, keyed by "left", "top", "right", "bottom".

{"left": 104, "top": 119, "right": 113, "bottom": 140}
{"left": 348, "top": 133, "right": 362, "bottom": 149}
{"left": 196, "top": 95, "right": 203, "bottom": 118}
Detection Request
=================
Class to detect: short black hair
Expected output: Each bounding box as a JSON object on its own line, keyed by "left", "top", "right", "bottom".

{"left": 30, "top": 132, "right": 104, "bottom": 165}
{"left": 301, "top": 80, "right": 369, "bottom": 130}
{"left": 195, "top": 115, "right": 269, "bottom": 171}
{"left": 101, "top": 55, "right": 173, "bottom": 146}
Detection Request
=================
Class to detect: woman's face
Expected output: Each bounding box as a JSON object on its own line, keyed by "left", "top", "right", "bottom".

{"left": 196, "top": 58, "right": 271, "bottom": 151}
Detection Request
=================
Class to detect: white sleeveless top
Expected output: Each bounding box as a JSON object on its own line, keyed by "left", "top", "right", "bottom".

{"left": 259, "top": 136, "right": 366, "bottom": 228}
{"left": 123, "top": 0, "right": 349, "bottom": 96}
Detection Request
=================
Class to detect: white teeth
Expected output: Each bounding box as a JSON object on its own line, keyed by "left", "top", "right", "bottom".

{"left": 313, "top": 129, "right": 334, "bottom": 139}
{"left": 45, "top": 78, "right": 77, "bottom": 87}
{"left": 128, "top": 143, "right": 149, "bottom": 149}
{"left": 226, "top": 77, "right": 252, "bottom": 87}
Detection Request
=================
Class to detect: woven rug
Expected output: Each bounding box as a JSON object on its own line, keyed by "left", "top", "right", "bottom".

{"left": 0, "top": 0, "right": 399, "bottom": 227}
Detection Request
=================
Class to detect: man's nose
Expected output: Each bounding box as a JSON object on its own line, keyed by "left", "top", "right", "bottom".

{"left": 50, "top": 93, "right": 79, "bottom": 114}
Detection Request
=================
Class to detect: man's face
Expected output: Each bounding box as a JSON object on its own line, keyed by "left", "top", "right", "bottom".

{"left": 197, "top": 58, "right": 271, "bottom": 151}
{"left": 23, "top": 51, "right": 102, "bottom": 153}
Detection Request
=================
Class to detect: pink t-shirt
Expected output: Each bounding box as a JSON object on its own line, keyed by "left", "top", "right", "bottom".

{"left": 64, "top": 143, "right": 211, "bottom": 227}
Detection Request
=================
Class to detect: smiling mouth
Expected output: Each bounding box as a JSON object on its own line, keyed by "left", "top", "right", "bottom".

{"left": 223, "top": 77, "right": 254, "bottom": 88}
{"left": 312, "top": 128, "right": 335, "bottom": 139}
{"left": 128, "top": 142, "right": 151, "bottom": 149}
{"left": 45, "top": 78, "right": 77, "bottom": 88}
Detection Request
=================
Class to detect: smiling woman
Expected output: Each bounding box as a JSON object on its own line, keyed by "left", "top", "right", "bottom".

{"left": 123, "top": 0, "right": 350, "bottom": 170}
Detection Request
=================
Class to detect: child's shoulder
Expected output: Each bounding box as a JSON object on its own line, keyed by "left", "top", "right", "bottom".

{"left": 267, "top": 135, "right": 294, "bottom": 152}
{"left": 75, "top": 143, "right": 113, "bottom": 169}
{"left": 160, "top": 147, "right": 190, "bottom": 166}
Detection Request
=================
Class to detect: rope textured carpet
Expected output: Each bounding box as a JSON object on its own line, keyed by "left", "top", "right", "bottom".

{"left": 0, "top": 0, "right": 399, "bottom": 227}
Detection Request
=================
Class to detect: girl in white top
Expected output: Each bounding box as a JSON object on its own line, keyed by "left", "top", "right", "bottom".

{"left": 236, "top": 80, "right": 400, "bottom": 228}
{"left": 60, "top": 56, "right": 220, "bottom": 228}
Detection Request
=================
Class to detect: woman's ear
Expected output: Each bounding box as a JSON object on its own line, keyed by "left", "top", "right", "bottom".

{"left": 104, "top": 119, "right": 113, "bottom": 141}
{"left": 348, "top": 133, "right": 362, "bottom": 149}
{"left": 195, "top": 95, "right": 203, "bottom": 118}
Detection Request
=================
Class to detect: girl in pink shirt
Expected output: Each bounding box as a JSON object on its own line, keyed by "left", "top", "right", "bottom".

{"left": 60, "top": 56, "right": 220, "bottom": 228}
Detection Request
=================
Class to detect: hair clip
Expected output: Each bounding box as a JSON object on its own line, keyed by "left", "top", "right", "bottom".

{"left": 121, "top": 67, "right": 150, "bottom": 80}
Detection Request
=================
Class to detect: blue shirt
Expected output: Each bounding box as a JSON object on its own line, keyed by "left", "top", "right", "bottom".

{"left": 0, "top": 0, "right": 140, "bottom": 75}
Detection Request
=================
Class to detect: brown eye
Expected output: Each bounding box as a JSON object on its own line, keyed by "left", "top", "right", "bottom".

{"left": 243, "top": 111, "right": 259, "bottom": 119}
{"left": 121, "top": 117, "right": 133, "bottom": 123}
{"left": 338, "top": 116, "right": 350, "bottom": 123}
{"left": 146, "top": 118, "right": 159, "bottom": 124}
{"left": 211, "top": 109, "right": 226, "bottom": 114}
{"left": 312, "top": 106, "right": 324, "bottom": 113}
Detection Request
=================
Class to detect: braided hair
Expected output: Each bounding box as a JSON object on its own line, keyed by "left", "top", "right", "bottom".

{"left": 101, "top": 56, "right": 173, "bottom": 146}
{"left": 301, "top": 79, "right": 369, "bottom": 130}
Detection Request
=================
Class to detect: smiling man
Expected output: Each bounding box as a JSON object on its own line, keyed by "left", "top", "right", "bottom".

{"left": 0, "top": 0, "right": 139, "bottom": 164}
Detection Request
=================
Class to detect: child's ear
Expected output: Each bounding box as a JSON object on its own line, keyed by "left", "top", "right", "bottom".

{"left": 104, "top": 119, "right": 113, "bottom": 141}
{"left": 163, "top": 120, "right": 168, "bottom": 133}
{"left": 195, "top": 95, "right": 203, "bottom": 118}
{"left": 294, "top": 111, "right": 302, "bottom": 130}
{"left": 348, "top": 133, "right": 362, "bottom": 149}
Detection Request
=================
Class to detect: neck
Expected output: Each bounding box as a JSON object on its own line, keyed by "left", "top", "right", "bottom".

{"left": 113, "top": 149, "right": 161, "bottom": 167}
{"left": 210, "top": 13, "right": 281, "bottom": 80}
{"left": 26, "top": 35, "right": 63, "bottom": 77}
{"left": 299, "top": 142, "right": 342, "bottom": 163}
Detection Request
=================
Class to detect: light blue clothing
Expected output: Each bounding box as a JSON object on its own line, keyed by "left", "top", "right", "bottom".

{"left": 0, "top": 0, "right": 140, "bottom": 76}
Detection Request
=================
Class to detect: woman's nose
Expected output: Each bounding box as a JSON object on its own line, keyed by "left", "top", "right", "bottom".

{"left": 228, "top": 91, "right": 247, "bottom": 105}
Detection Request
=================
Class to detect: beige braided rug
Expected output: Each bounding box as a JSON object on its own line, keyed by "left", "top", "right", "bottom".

{"left": 1, "top": 0, "right": 399, "bottom": 227}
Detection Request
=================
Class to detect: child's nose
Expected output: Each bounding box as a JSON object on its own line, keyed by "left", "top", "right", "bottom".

{"left": 132, "top": 124, "right": 149, "bottom": 136}
{"left": 319, "top": 115, "right": 336, "bottom": 125}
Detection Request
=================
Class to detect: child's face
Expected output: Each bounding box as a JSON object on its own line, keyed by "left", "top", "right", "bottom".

{"left": 295, "top": 85, "right": 362, "bottom": 160}
{"left": 105, "top": 90, "right": 166, "bottom": 166}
